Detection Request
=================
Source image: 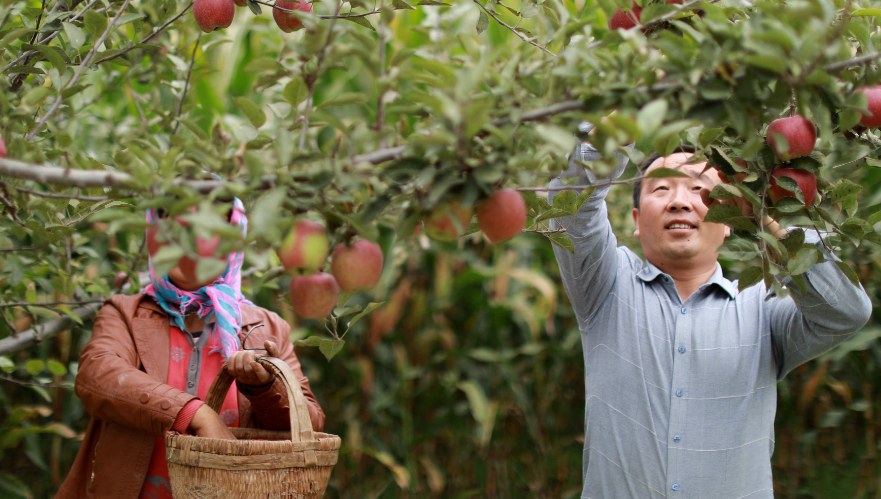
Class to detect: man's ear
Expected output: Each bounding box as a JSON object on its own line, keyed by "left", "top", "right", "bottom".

{"left": 724, "top": 225, "right": 730, "bottom": 238}
{"left": 632, "top": 207, "right": 640, "bottom": 237}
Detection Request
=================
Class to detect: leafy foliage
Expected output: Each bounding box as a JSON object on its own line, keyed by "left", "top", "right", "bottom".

{"left": 1, "top": 0, "right": 881, "bottom": 495}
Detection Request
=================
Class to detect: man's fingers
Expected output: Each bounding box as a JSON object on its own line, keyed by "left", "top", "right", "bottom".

{"left": 250, "top": 361, "right": 273, "bottom": 384}
{"left": 265, "top": 340, "right": 279, "bottom": 358}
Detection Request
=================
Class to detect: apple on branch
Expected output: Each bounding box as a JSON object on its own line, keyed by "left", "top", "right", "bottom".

{"left": 765, "top": 116, "right": 816, "bottom": 161}
{"left": 423, "top": 200, "right": 474, "bottom": 242}
{"left": 0, "top": 136, "right": 6, "bottom": 159}
{"left": 769, "top": 167, "right": 817, "bottom": 206}
{"left": 273, "top": 0, "right": 313, "bottom": 32}
{"left": 331, "top": 239, "right": 384, "bottom": 292}
{"left": 477, "top": 189, "right": 527, "bottom": 244}
{"left": 289, "top": 272, "right": 340, "bottom": 320}
{"left": 193, "top": 0, "right": 235, "bottom": 32}
{"left": 276, "top": 219, "right": 329, "bottom": 275}
{"left": 858, "top": 86, "right": 881, "bottom": 128}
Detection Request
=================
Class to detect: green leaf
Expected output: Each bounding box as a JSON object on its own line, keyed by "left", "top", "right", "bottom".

{"left": 47, "top": 360, "right": 67, "bottom": 376}
{"left": 0, "top": 472, "right": 33, "bottom": 499}
{"left": 718, "top": 238, "right": 759, "bottom": 260}
{"left": 534, "top": 208, "right": 571, "bottom": 224}
{"left": 83, "top": 11, "right": 107, "bottom": 37}
{"left": 646, "top": 167, "right": 689, "bottom": 178}
{"left": 392, "top": 0, "right": 416, "bottom": 8}
{"left": 284, "top": 78, "right": 307, "bottom": 106}
{"left": 704, "top": 204, "right": 757, "bottom": 232}
{"left": 738, "top": 266, "right": 764, "bottom": 291}
{"left": 247, "top": 0, "right": 262, "bottom": 15}
{"left": 852, "top": 7, "right": 881, "bottom": 16}
{"left": 115, "top": 12, "right": 145, "bottom": 26}
{"left": 476, "top": 10, "right": 489, "bottom": 34}
{"left": 348, "top": 302, "right": 386, "bottom": 328}
{"left": 637, "top": 99, "right": 667, "bottom": 136}
{"left": 295, "top": 336, "right": 346, "bottom": 360}
{"left": 551, "top": 190, "right": 576, "bottom": 214}
{"left": 63, "top": 23, "right": 85, "bottom": 50}
{"left": 34, "top": 45, "right": 65, "bottom": 71}
{"left": 788, "top": 247, "right": 819, "bottom": 275}
{"left": 22, "top": 86, "right": 53, "bottom": 106}
{"left": 547, "top": 232, "right": 574, "bottom": 253}
{"left": 835, "top": 261, "right": 861, "bottom": 287}
{"left": 575, "top": 187, "right": 596, "bottom": 211}
{"left": 6, "top": 65, "right": 45, "bottom": 75}
{"left": 25, "top": 360, "right": 45, "bottom": 375}
{"left": 0, "top": 356, "right": 15, "bottom": 372}
{"left": 341, "top": 15, "right": 375, "bottom": 30}
{"left": 315, "top": 92, "right": 367, "bottom": 110}
{"left": 232, "top": 97, "right": 266, "bottom": 128}
{"left": 417, "top": 0, "right": 451, "bottom": 4}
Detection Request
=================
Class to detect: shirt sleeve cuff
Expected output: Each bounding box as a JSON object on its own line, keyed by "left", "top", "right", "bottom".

{"left": 171, "top": 399, "right": 203, "bottom": 433}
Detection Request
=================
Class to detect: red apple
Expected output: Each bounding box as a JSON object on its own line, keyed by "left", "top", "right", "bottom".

{"left": 273, "top": 0, "right": 313, "bottom": 33}
{"left": 766, "top": 116, "right": 816, "bottom": 161}
{"left": 423, "top": 200, "right": 474, "bottom": 242}
{"left": 276, "top": 219, "right": 328, "bottom": 274}
{"left": 769, "top": 167, "right": 817, "bottom": 206}
{"left": 477, "top": 189, "right": 527, "bottom": 243}
{"left": 330, "top": 239, "right": 384, "bottom": 292}
{"left": 289, "top": 272, "right": 339, "bottom": 319}
{"left": 0, "top": 136, "right": 6, "bottom": 159}
{"left": 178, "top": 235, "right": 227, "bottom": 285}
{"left": 858, "top": 86, "right": 881, "bottom": 128}
{"left": 193, "top": 0, "right": 235, "bottom": 32}
{"left": 608, "top": 3, "right": 641, "bottom": 30}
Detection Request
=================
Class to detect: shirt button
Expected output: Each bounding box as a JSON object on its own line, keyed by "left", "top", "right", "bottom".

{"left": 676, "top": 389, "right": 683, "bottom": 397}
{"left": 190, "top": 365, "right": 196, "bottom": 371}
{"left": 160, "top": 400, "right": 171, "bottom": 410}
{"left": 187, "top": 381, "right": 194, "bottom": 388}
{"left": 663, "top": 276, "right": 669, "bottom": 282}
{"left": 672, "top": 483, "right": 680, "bottom": 491}
{"left": 681, "top": 307, "right": 687, "bottom": 314}
{"left": 139, "top": 393, "right": 150, "bottom": 404}
{"left": 678, "top": 346, "right": 686, "bottom": 354}
{"left": 673, "top": 435, "right": 681, "bottom": 442}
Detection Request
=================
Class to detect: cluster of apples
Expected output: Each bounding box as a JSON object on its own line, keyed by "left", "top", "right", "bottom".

{"left": 607, "top": 0, "right": 683, "bottom": 31}
{"left": 193, "top": 0, "right": 312, "bottom": 33}
{"left": 760, "top": 87, "right": 881, "bottom": 206}
{"left": 422, "top": 188, "right": 527, "bottom": 244}
{"left": 276, "top": 219, "right": 384, "bottom": 320}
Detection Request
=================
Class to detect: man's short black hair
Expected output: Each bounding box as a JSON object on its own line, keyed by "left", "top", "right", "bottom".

{"left": 631, "top": 145, "right": 698, "bottom": 210}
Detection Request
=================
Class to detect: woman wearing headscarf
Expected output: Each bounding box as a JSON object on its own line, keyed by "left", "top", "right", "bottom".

{"left": 55, "top": 197, "right": 325, "bottom": 499}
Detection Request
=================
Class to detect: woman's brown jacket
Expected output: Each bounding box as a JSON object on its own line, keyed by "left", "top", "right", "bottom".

{"left": 54, "top": 294, "right": 325, "bottom": 498}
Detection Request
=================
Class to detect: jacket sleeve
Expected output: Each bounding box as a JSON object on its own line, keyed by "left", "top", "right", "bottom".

{"left": 238, "top": 314, "right": 326, "bottom": 432}
{"left": 549, "top": 133, "right": 631, "bottom": 326}
{"left": 74, "top": 302, "right": 198, "bottom": 436}
{"left": 769, "top": 231, "right": 873, "bottom": 379}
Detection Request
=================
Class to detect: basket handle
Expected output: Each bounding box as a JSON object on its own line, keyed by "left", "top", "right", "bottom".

{"left": 204, "top": 355, "right": 315, "bottom": 443}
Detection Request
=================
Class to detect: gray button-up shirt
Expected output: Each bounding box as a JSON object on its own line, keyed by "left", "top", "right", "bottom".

{"left": 549, "top": 145, "right": 872, "bottom": 498}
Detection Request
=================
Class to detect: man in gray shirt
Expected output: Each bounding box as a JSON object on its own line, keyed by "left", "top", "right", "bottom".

{"left": 549, "top": 132, "right": 872, "bottom": 498}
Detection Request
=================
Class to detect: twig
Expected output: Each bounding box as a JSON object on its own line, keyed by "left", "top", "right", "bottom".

{"left": 0, "top": 310, "right": 17, "bottom": 337}
{"left": 92, "top": 1, "right": 194, "bottom": 66}
{"left": 823, "top": 52, "right": 881, "bottom": 73}
{"left": 0, "top": 245, "right": 49, "bottom": 253}
{"left": 173, "top": 33, "right": 202, "bottom": 135}
{"left": 0, "top": 180, "right": 112, "bottom": 201}
{"left": 28, "top": 0, "right": 135, "bottom": 140}
{"left": 472, "top": 0, "right": 556, "bottom": 57}
{"left": 0, "top": 373, "right": 74, "bottom": 390}
{"left": 127, "top": 83, "right": 149, "bottom": 130}
{"left": 0, "top": 300, "right": 105, "bottom": 309}
{"left": 0, "top": 183, "right": 24, "bottom": 225}
{"left": 517, "top": 174, "right": 647, "bottom": 192}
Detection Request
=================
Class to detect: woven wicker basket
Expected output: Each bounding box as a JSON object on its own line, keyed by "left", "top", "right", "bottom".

{"left": 165, "top": 356, "right": 340, "bottom": 499}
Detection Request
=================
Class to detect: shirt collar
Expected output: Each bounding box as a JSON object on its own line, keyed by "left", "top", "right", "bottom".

{"left": 636, "top": 260, "right": 737, "bottom": 299}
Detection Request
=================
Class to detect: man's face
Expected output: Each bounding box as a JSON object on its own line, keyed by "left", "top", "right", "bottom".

{"left": 632, "top": 153, "right": 730, "bottom": 269}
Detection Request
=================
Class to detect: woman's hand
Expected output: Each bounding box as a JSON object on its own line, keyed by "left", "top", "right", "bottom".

{"left": 226, "top": 340, "right": 279, "bottom": 386}
{"left": 188, "top": 405, "right": 236, "bottom": 440}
